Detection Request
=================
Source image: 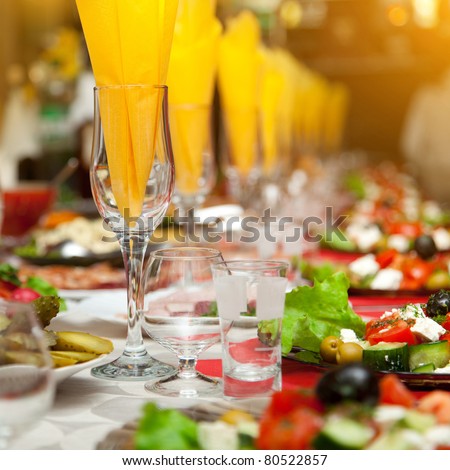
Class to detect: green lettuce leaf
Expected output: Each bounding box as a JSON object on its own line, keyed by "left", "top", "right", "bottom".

{"left": 0, "top": 264, "right": 20, "bottom": 286}
{"left": 299, "top": 259, "right": 338, "bottom": 283}
{"left": 324, "top": 229, "right": 357, "bottom": 252}
{"left": 282, "top": 272, "right": 365, "bottom": 354}
{"left": 135, "top": 403, "right": 201, "bottom": 450}
{"left": 25, "top": 276, "right": 67, "bottom": 311}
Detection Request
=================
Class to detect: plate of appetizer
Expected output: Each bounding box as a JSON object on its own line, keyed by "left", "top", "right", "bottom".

{"left": 297, "top": 247, "right": 450, "bottom": 296}
{"left": 0, "top": 263, "right": 115, "bottom": 384}
{"left": 281, "top": 272, "right": 450, "bottom": 387}
{"left": 98, "top": 362, "right": 450, "bottom": 450}
{"left": 50, "top": 331, "right": 115, "bottom": 384}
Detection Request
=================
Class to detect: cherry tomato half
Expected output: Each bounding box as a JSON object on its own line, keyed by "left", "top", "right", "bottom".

{"left": 367, "top": 320, "right": 417, "bottom": 346}
{"left": 379, "top": 374, "right": 416, "bottom": 408}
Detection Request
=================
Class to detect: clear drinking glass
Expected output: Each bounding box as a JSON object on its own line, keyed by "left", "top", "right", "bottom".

{"left": 89, "top": 84, "right": 176, "bottom": 380}
{"left": 142, "top": 247, "right": 224, "bottom": 398}
{"left": 212, "top": 260, "right": 289, "bottom": 399}
{"left": 170, "top": 104, "right": 216, "bottom": 242}
{"left": 0, "top": 300, "right": 55, "bottom": 448}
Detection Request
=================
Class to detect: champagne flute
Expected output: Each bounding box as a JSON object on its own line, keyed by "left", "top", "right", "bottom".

{"left": 170, "top": 104, "right": 216, "bottom": 243}
{"left": 0, "top": 300, "right": 55, "bottom": 449}
{"left": 89, "top": 84, "right": 175, "bottom": 380}
{"left": 220, "top": 105, "right": 262, "bottom": 212}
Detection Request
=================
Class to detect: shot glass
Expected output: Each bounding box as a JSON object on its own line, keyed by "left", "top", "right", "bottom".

{"left": 212, "top": 260, "right": 289, "bottom": 399}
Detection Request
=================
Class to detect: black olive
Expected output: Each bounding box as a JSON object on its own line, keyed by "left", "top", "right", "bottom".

{"left": 316, "top": 363, "right": 379, "bottom": 407}
{"left": 414, "top": 235, "right": 438, "bottom": 260}
{"left": 426, "top": 289, "right": 450, "bottom": 317}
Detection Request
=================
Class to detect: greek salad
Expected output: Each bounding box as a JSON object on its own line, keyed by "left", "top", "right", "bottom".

{"left": 317, "top": 290, "right": 450, "bottom": 374}
{"left": 330, "top": 164, "right": 450, "bottom": 255}
{"left": 134, "top": 363, "right": 450, "bottom": 450}
{"left": 298, "top": 248, "right": 450, "bottom": 292}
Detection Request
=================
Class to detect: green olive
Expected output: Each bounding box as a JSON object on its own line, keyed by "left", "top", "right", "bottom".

{"left": 425, "top": 270, "right": 450, "bottom": 291}
{"left": 320, "top": 336, "right": 343, "bottom": 363}
{"left": 336, "top": 342, "right": 364, "bottom": 365}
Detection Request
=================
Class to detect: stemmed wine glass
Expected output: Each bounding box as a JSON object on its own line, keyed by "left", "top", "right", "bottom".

{"left": 142, "top": 247, "right": 224, "bottom": 398}
{"left": 89, "top": 84, "right": 176, "bottom": 380}
{"left": 170, "top": 104, "right": 216, "bottom": 242}
{"left": 0, "top": 300, "right": 55, "bottom": 449}
{"left": 220, "top": 106, "right": 262, "bottom": 212}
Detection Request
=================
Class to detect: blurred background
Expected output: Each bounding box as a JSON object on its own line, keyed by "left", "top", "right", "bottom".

{"left": 1, "top": 0, "right": 449, "bottom": 203}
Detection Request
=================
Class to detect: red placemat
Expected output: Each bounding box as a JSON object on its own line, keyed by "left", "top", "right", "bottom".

{"left": 197, "top": 358, "right": 428, "bottom": 399}
{"left": 197, "top": 358, "right": 321, "bottom": 391}
{"left": 350, "top": 294, "right": 429, "bottom": 319}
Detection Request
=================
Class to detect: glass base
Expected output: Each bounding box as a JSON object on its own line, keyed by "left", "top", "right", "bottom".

{"left": 145, "top": 370, "right": 222, "bottom": 398}
{"left": 91, "top": 351, "right": 175, "bottom": 381}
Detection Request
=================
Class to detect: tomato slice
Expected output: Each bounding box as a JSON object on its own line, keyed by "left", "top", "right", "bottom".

{"left": 387, "top": 221, "right": 423, "bottom": 238}
{"left": 440, "top": 332, "right": 450, "bottom": 343}
{"left": 400, "top": 278, "right": 423, "bottom": 291}
{"left": 365, "top": 318, "right": 388, "bottom": 338}
{"left": 257, "top": 407, "right": 323, "bottom": 450}
{"left": 440, "top": 314, "right": 450, "bottom": 331}
{"left": 402, "top": 258, "right": 435, "bottom": 285}
{"left": 367, "top": 320, "right": 417, "bottom": 345}
{"left": 375, "top": 249, "right": 398, "bottom": 269}
{"left": 268, "top": 389, "right": 323, "bottom": 416}
{"left": 365, "top": 314, "right": 401, "bottom": 338}
{"left": 379, "top": 374, "right": 416, "bottom": 408}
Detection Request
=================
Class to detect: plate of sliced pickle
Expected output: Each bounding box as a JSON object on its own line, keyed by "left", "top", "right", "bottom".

{"left": 47, "top": 330, "right": 115, "bottom": 384}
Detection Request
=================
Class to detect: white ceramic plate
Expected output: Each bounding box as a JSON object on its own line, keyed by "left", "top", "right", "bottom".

{"left": 195, "top": 204, "right": 244, "bottom": 224}
{"left": 75, "top": 289, "right": 219, "bottom": 326}
{"left": 72, "top": 290, "right": 128, "bottom": 326}
{"left": 59, "top": 288, "right": 126, "bottom": 301}
{"left": 53, "top": 352, "right": 112, "bottom": 384}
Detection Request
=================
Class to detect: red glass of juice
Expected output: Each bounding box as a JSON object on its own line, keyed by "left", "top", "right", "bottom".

{"left": 1, "top": 184, "right": 57, "bottom": 240}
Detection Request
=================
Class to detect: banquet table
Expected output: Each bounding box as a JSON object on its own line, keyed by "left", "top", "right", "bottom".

{"left": 8, "top": 279, "right": 430, "bottom": 451}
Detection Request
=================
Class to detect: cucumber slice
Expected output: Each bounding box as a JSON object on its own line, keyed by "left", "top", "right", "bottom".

{"left": 409, "top": 341, "right": 450, "bottom": 371}
{"left": 412, "top": 363, "right": 435, "bottom": 373}
{"left": 368, "top": 429, "right": 423, "bottom": 450}
{"left": 401, "top": 410, "right": 436, "bottom": 431}
{"left": 363, "top": 342, "right": 409, "bottom": 372}
{"left": 313, "top": 417, "right": 374, "bottom": 450}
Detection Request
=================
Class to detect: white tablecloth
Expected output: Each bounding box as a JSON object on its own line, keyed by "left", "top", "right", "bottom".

{"left": 11, "top": 292, "right": 229, "bottom": 450}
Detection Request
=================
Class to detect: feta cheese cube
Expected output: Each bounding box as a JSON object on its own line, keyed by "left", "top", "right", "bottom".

{"left": 197, "top": 421, "right": 238, "bottom": 450}
{"left": 370, "top": 268, "right": 403, "bottom": 290}
{"left": 433, "top": 364, "right": 450, "bottom": 374}
{"left": 349, "top": 254, "right": 380, "bottom": 278}
{"left": 432, "top": 228, "right": 450, "bottom": 251}
{"left": 374, "top": 405, "right": 407, "bottom": 426}
{"left": 340, "top": 328, "right": 359, "bottom": 343}
{"left": 398, "top": 303, "right": 426, "bottom": 320}
{"left": 387, "top": 234, "right": 410, "bottom": 253}
{"left": 347, "top": 224, "right": 382, "bottom": 252}
{"left": 380, "top": 310, "right": 394, "bottom": 319}
{"left": 410, "top": 317, "right": 446, "bottom": 342}
{"left": 425, "top": 425, "right": 450, "bottom": 448}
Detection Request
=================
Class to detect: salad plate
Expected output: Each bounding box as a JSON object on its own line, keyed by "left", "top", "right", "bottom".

{"left": 96, "top": 362, "right": 450, "bottom": 450}
{"left": 281, "top": 272, "right": 450, "bottom": 389}
{"left": 298, "top": 249, "right": 450, "bottom": 296}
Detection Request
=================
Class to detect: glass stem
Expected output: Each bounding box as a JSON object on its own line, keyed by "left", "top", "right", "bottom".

{"left": 177, "top": 356, "right": 198, "bottom": 379}
{"left": 177, "top": 204, "right": 195, "bottom": 245}
{"left": 118, "top": 230, "right": 149, "bottom": 358}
